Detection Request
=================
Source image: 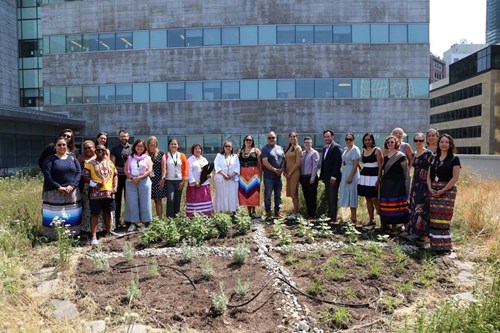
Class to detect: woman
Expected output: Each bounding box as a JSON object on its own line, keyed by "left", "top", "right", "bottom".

{"left": 147, "top": 136, "right": 167, "bottom": 217}
{"left": 283, "top": 132, "right": 302, "bottom": 216}
{"left": 41, "top": 136, "right": 82, "bottom": 238}
{"left": 426, "top": 128, "right": 439, "bottom": 153}
{"left": 338, "top": 132, "right": 361, "bottom": 225}
{"left": 406, "top": 133, "right": 433, "bottom": 243}
{"left": 38, "top": 128, "right": 77, "bottom": 168}
{"left": 96, "top": 132, "right": 110, "bottom": 156}
{"left": 78, "top": 140, "right": 96, "bottom": 234}
{"left": 186, "top": 143, "right": 213, "bottom": 217}
{"left": 237, "top": 135, "right": 261, "bottom": 218}
{"left": 124, "top": 139, "right": 153, "bottom": 231}
{"left": 357, "top": 133, "right": 383, "bottom": 226}
{"left": 214, "top": 140, "right": 240, "bottom": 214}
{"left": 160, "top": 138, "right": 188, "bottom": 218}
{"left": 378, "top": 135, "right": 409, "bottom": 233}
{"left": 391, "top": 127, "right": 413, "bottom": 198}
{"left": 427, "top": 134, "right": 461, "bottom": 254}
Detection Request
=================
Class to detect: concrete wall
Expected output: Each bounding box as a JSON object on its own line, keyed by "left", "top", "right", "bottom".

{"left": 0, "top": 0, "right": 19, "bottom": 107}
{"left": 41, "top": 0, "right": 430, "bottom": 137}
{"left": 458, "top": 154, "right": 500, "bottom": 179}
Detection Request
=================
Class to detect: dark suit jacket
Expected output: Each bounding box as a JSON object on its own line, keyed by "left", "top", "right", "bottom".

{"left": 319, "top": 142, "right": 342, "bottom": 182}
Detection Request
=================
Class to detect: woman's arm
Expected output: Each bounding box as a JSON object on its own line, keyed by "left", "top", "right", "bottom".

{"left": 347, "top": 159, "right": 359, "bottom": 184}
{"left": 288, "top": 146, "right": 302, "bottom": 176}
{"left": 159, "top": 154, "right": 167, "bottom": 188}
{"left": 437, "top": 165, "right": 460, "bottom": 195}
{"left": 405, "top": 143, "right": 413, "bottom": 167}
{"left": 181, "top": 153, "right": 188, "bottom": 181}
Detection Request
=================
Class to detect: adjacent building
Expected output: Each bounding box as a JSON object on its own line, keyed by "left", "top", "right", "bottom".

{"left": 430, "top": 54, "right": 446, "bottom": 83}
{"left": 430, "top": 45, "right": 500, "bottom": 155}
{"left": 486, "top": 0, "right": 500, "bottom": 45}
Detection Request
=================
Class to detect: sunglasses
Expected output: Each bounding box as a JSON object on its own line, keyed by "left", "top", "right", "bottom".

{"left": 96, "top": 149, "right": 106, "bottom": 152}
{"left": 386, "top": 141, "right": 395, "bottom": 144}
{"left": 345, "top": 138, "right": 353, "bottom": 142}
{"left": 63, "top": 134, "right": 71, "bottom": 138}
{"left": 224, "top": 145, "right": 232, "bottom": 148}
{"left": 83, "top": 146, "right": 94, "bottom": 150}
{"left": 245, "top": 138, "right": 253, "bottom": 142}
{"left": 268, "top": 137, "right": 276, "bottom": 140}
{"left": 413, "top": 139, "right": 425, "bottom": 143}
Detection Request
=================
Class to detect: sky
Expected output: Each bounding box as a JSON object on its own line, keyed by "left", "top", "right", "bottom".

{"left": 430, "top": 0, "right": 487, "bottom": 58}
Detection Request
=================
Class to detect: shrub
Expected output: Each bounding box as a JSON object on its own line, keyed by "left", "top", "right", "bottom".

{"left": 211, "top": 212, "right": 232, "bottom": 237}
{"left": 232, "top": 241, "right": 249, "bottom": 266}
{"left": 234, "top": 277, "right": 251, "bottom": 298}
{"left": 235, "top": 211, "right": 252, "bottom": 235}
{"left": 211, "top": 283, "right": 228, "bottom": 316}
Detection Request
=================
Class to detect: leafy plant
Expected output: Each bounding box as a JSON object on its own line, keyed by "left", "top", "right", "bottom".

{"left": 367, "top": 242, "right": 383, "bottom": 257}
{"left": 234, "top": 277, "right": 251, "bottom": 298}
{"left": 92, "top": 245, "right": 110, "bottom": 272}
{"left": 50, "top": 216, "right": 76, "bottom": 270}
{"left": 141, "top": 217, "right": 180, "bottom": 246}
{"left": 200, "top": 257, "right": 214, "bottom": 279}
{"left": 211, "top": 283, "right": 228, "bottom": 316}
{"left": 271, "top": 220, "right": 292, "bottom": 245}
{"left": 211, "top": 212, "right": 232, "bottom": 237}
{"left": 315, "top": 221, "right": 333, "bottom": 238}
{"left": 147, "top": 258, "right": 160, "bottom": 278}
{"left": 392, "top": 245, "right": 409, "bottom": 271}
{"left": 396, "top": 280, "right": 414, "bottom": 295}
{"left": 125, "top": 275, "right": 142, "bottom": 306}
{"left": 342, "top": 221, "right": 361, "bottom": 243}
{"left": 122, "top": 243, "right": 134, "bottom": 261}
{"left": 369, "top": 261, "right": 383, "bottom": 278}
{"left": 325, "top": 266, "right": 345, "bottom": 280}
{"left": 235, "top": 211, "right": 252, "bottom": 235}
{"left": 284, "top": 251, "right": 298, "bottom": 266}
{"left": 180, "top": 240, "right": 198, "bottom": 264}
{"left": 232, "top": 241, "right": 249, "bottom": 266}
{"left": 306, "top": 279, "right": 324, "bottom": 296}
{"left": 296, "top": 217, "right": 316, "bottom": 243}
{"left": 319, "top": 307, "right": 351, "bottom": 329}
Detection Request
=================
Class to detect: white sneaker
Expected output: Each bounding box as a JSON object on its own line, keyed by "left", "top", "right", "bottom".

{"left": 140, "top": 224, "right": 148, "bottom": 231}
{"left": 127, "top": 223, "right": 136, "bottom": 232}
{"left": 90, "top": 238, "right": 98, "bottom": 246}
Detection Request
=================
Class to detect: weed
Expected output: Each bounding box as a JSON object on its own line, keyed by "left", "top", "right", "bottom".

{"left": 147, "top": 258, "right": 160, "bottom": 278}
{"left": 367, "top": 242, "right": 383, "bottom": 257}
{"left": 306, "top": 278, "right": 324, "bottom": 296}
{"left": 234, "top": 277, "right": 251, "bottom": 298}
{"left": 342, "top": 221, "right": 361, "bottom": 243}
{"left": 211, "top": 283, "right": 228, "bottom": 316}
{"left": 200, "top": 257, "right": 214, "bottom": 279}
{"left": 180, "top": 240, "right": 198, "bottom": 264}
{"left": 325, "top": 266, "right": 345, "bottom": 280}
{"left": 284, "top": 251, "right": 298, "bottom": 266}
{"left": 50, "top": 216, "right": 76, "bottom": 270}
{"left": 319, "top": 307, "right": 351, "bottom": 329}
{"left": 92, "top": 245, "right": 110, "bottom": 272}
{"left": 392, "top": 246, "right": 409, "bottom": 271}
{"left": 340, "top": 286, "right": 356, "bottom": 300}
{"left": 232, "top": 241, "right": 249, "bottom": 266}
{"left": 0, "top": 253, "right": 21, "bottom": 294}
{"left": 122, "top": 243, "right": 134, "bottom": 261}
{"left": 297, "top": 217, "right": 316, "bottom": 242}
{"left": 369, "top": 261, "right": 383, "bottom": 278}
{"left": 326, "top": 256, "right": 340, "bottom": 268}
{"left": 125, "top": 275, "right": 142, "bottom": 306}
{"left": 315, "top": 221, "right": 333, "bottom": 238}
{"left": 396, "top": 280, "right": 414, "bottom": 295}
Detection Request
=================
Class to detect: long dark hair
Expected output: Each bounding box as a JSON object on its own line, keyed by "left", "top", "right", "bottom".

{"left": 241, "top": 135, "right": 255, "bottom": 149}
{"left": 131, "top": 139, "right": 147, "bottom": 156}
{"left": 435, "top": 134, "right": 456, "bottom": 159}
{"left": 361, "top": 132, "right": 376, "bottom": 149}
{"left": 95, "top": 131, "right": 108, "bottom": 147}
{"left": 59, "top": 128, "right": 76, "bottom": 153}
{"left": 285, "top": 132, "right": 298, "bottom": 154}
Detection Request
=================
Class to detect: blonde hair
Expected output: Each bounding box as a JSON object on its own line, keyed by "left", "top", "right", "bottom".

{"left": 147, "top": 136, "right": 159, "bottom": 159}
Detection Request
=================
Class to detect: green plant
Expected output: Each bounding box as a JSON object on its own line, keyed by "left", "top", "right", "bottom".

{"left": 284, "top": 251, "right": 298, "bottom": 266}
{"left": 396, "top": 280, "right": 414, "bottom": 295}
{"left": 392, "top": 245, "right": 409, "bottom": 271}
{"left": 200, "top": 257, "right": 214, "bottom": 279}
{"left": 180, "top": 240, "right": 198, "bottom": 264}
{"left": 50, "top": 216, "right": 76, "bottom": 270}
{"left": 125, "top": 275, "right": 142, "bottom": 306}
{"left": 235, "top": 211, "right": 252, "bottom": 235}
{"left": 232, "top": 241, "right": 249, "bottom": 265}
{"left": 325, "top": 266, "right": 345, "bottom": 280}
{"left": 315, "top": 221, "right": 333, "bottom": 238}
{"left": 369, "top": 261, "right": 383, "bottom": 278}
{"left": 211, "top": 212, "right": 232, "bottom": 237}
{"left": 92, "top": 245, "right": 110, "bottom": 272}
{"left": 122, "top": 243, "right": 134, "bottom": 261}
{"left": 147, "top": 258, "right": 160, "bottom": 278}
{"left": 367, "top": 242, "right": 383, "bottom": 257}
{"left": 141, "top": 217, "right": 180, "bottom": 246}
{"left": 306, "top": 279, "right": 324, "bottom": 296}
{"left": 234, "top": 277, "right": 251, "bottom": 298}
{"left": 342, "top": 221, "right": 361, "bottom": 243}
{"left": 211, "top": 283, "right": 228, "bottom": 316}
{"left": 319, "top": 307, "right": 351, "bottom": 329}
{"left": 0, "top": 253, "right": 21, "bottom": 294}
{"left": 271, "top": 220, "right": 292, "bottom": 245}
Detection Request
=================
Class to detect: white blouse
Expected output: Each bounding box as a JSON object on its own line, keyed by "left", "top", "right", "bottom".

{"left": 214, "top": 153, "right": 240, "bottom": 183}
{"left": 188, "top": 155, "right": 210, "bottom": 186}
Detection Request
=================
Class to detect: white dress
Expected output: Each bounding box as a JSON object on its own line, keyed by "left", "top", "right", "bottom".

{"left": 214, "top": 153, "right": 240, "bottom": 212}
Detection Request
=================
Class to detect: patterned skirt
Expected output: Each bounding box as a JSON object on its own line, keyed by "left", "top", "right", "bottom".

{"left": 379, "top": 178, "right": 409, "bottom": 225}
{"left": 81, "top": 183, "right": 116, "bottom": 233}
{"left": 238, "top": 166, "right": 261, "bottom": 206}
{"left": 429, "top": 182, "right": 457, "bottom": 253}
{"left": 186, "top": 184, "right": 213, "bottom": 217}
{"left": 42, "top": 188, "right": 82, "bottom": 238}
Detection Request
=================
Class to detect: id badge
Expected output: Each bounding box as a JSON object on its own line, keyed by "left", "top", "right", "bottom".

{"left": 434, "top": 176, "right": 439, "bottom": 182}
{"left": 175, "top": 173, "right": 181, "bottom": 179}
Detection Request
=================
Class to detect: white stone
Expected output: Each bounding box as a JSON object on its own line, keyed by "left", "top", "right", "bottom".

{"left": 450, "top": 292, "right": 477, "bottom": 304}
{"left": 37, "top": 279, "right": 59, "bottom": 295}
{"left": 457, "top": 271, "right": 476, "bottom": 286}
{"left": 298, "top": 321, "right": 310, "bottom": 331}
{"left": 48, "top": 299, "right": 79, "bottom": 321}
{"left": 82, "top": 320, "right": 106, "bottom": 333}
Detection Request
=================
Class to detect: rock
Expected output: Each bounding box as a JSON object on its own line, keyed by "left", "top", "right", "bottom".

{"left": 33, "top": 267, "right": 57, "bottom": 280}
{"left": 82, "top": 320, "right": 106, "bottom": 333}
{"left": 454, "top": 261, "right": 474, "bottom": 272}
{"left": 298, "top": 321, "right": 310, "bottom": 331}
{"left": 457, "top": 271, "right": 476, "bottom": 286}
{"left": 47, "top": 299, "right": 79, "bottom": 321}
{"left": 447, "top": 252, "right": 458, "bottom": 259}
{"left": 37, "top": 279, "right": 59, "bottom": 295}
{"left": 127, "top": 323, "right": 149, "bottom": 333}
{"left": 450, "top": 292, "right": 476, "bottom": 304}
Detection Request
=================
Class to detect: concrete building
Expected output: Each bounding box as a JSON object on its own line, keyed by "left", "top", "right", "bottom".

{"left": 430, "top": 45, "right": 500, "bottom": 155}
{"left": 430, "top": 53, "right": 446, "bottom": 83}
{"left": 443, "top": 43, "right": 487, "bottom": 74}
{"left": 0, "top": 0, "right": 18, "bottom": 107}
{"left": 486, "top": 0, "right": 500, "bottom": 45}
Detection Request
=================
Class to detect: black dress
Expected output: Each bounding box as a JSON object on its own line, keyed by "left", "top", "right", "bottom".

{"left": 150, "top": 151, "right": 167, "bottom": 200}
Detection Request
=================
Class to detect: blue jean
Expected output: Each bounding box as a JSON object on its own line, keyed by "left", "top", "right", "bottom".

{"left": 125, "top": 177, "right": 152, "bottom": 223}
{"left": 264, "top": 177, "right": 282, "bottom": 215}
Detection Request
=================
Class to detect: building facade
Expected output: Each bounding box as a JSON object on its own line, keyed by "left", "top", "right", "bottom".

{"left": 430, "top": 54, "right": 446, "bottom": 83}
{"left": 486, "top": 0, "right": 500, "bottom": 45}
{"left": 35, "top": 0, "right": 430, "bottom": 149}
{"left": 0, "top": 0, "right": 19, "bottom": 107}
{"left": 430, "top": 45, "right": 500, "bottom": 155}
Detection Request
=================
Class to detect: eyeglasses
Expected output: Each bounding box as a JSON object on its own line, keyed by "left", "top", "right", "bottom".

{"left": 245, "top": 138, "right": 253, "bottom": 142}
{"left": 63, "top": 134, "right": 71, "bottom": 138}
{"left": 304, "top": 141, "right": 312, "bottom": 144}
{"left": 136, "top": 145, "right": 145, "bottom": 148}
{"left": 56, "top": 143, "right": 67, "bottom": 147}
{"left": 96, "top": 149, "right": 106, "bottom": 152}
{"left": 224, "top": 145, "right": 232, "bottom": 148}
{"left": 345, "top": 138, "right": 353, "bottom": 142}
{"left": 267, "top": 137, "right": 276, "bottom": 140}
{"left": 413, "top": 139, "right": 425, "bottom": 143}
{"left": 83, "top": 146, "right": 94, "bottom": 150}
{"left": 386, "top": 141, "right": 395, "bottom": 144}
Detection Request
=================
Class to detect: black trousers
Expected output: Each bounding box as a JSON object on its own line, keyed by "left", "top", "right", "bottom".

{"left": 115, "top": 174, "right": 127, "bottom": 225}
{"left": 300, "top": 175, "right": 318, "bottom": 218}
{"left": 324, "top": 179, "right": 339, "bottom": 221}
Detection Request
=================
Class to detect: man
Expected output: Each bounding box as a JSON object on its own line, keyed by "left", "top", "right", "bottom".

{"left": 320, "top": 129, "right": 342, "bottom": 222}
{"left": 110, "top": 129, "right": 131, "bottom": 227}
{"left": 261, "top": 131, "right": 285, "bottom": 221}
{"left": 300, "top": 137, "right": 320, "bottom": 219}
{"left": 83, "top": 145, "right": 118, "bottom": 245}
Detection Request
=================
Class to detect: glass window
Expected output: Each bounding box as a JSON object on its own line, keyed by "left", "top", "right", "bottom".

{"left": 116, "top": 32, "right": 133, "bottom": 50}
{"left": 408, "top": 78, "right": 429, "bottom": 98}
{"left": 203, "top": 82, "right": 221, "bottom": 100}
{"left": 203, "top": 28, "right": 221, "bottom": 46}
{"left": 352, "top": 24, "right": 370, "bottom": 43}
{"left": 66, "top": 35, "right": 82, "bottom": 52}
{"left": 258, "top": 26, "right": 276, "bottom": 44}
{"left": 19, "top": 39, "right": 41, "bottom": 57}
{"left": 334, "top": 79, "right": 352, "bottom": 98}
{"left": 296, "top": 25, "right": 314, "bottom": 43}
{"left": 66, "top": 86, "right": 82, "bottom": 104}
{"left": 277, "top": 26, "right": 295, "bottom": 44}
{"left": 389, "top": 24, "right": 407, "bottom": 43}
{"left": 168, "top": 29, "right": 185, "bottom": 47}
{"left": 43, "top": 36, "right": 50, "bottom": 54}
{"left": 352, "top": 79, "right": 370, "bottom": 98}
{"left": 222, "top": 27, "right": 239, "bottom": 45}
{"left": 389, "top": 79, "right": 407, "bottom": 98}
{"left": 20, "top": 7, "right": 37, "bottom": 19}
{"left": 167, "top": 82, "right": 185, "bottom": 100}
{"left": 49, "top": 35, "right": 65, "bottom": 54}
{"left": 82, "top": 34, "right": 99, "bottom": 52}
{"left": 21, "top": 69, "right": 39, "bottom": 88}
{"left": 296, "top": 80, "right": 314, "bottom": 98}
{"left": 133, "top": 83, "right": 149, "bottom": 102}
{"left": 314, "top": 25, "right": 332, "bottom": 43}
{"left": 203, "top": 135, "right": 221, "bottom": 154}
{"left": 133, "top": 31, "right": 149, "bottom": 49}
{"left": 21, "top": 57, "right": 40, "bottom": 69}
{"left": 370, "top": 79, "right": 389, "bottom": 98}
{"left": 99, "top": 85, "right": 115, "bottom": 103}
{"left": 150, "top": 83, "right": 167, "bottom": 102}
{"left": 43, "top": 88, "right": 50, "bottom": 105}
{"left": 371, "top": 24, "right": 389, "bottom": 43}
{"left": 240, "top": 80, "right": 258, "bottom": 99}
{"left": 240, "top": 26, "right": 257, "bottom": 45}
{"left": 186, "top": 29, "right": 203, "bottom": 47}
{"left": 186, "top": 82, "right": 203, "bottom": 100}
{"left": 277, "top": 80, "right": 295, "bottom": 98}
{"left": 21, "top": 19, "right": 38, "bottom": 39}
{"left": 315, "top": 79, "right": 333, "bottom": 98}
{"left": 150, "top": 30, "right": 167, "bottom": 48}
{"left": 222, "top": 81, "right": 239, "bottom": 99}
{"left": 98, "top": 33, "right": 115, "bottom": 51}
{"left": 408, "top": 24, "right": 429, "bottom": 43}
{"left": 333, "top": 25, "right": 351, "bottom": 43}
{"left": 50, "top": 87, "right": 66, "bottom": 105}
{"left": 259, "top": 80, "right": 276, "bottom": 99}
{"left": 116, "top": 84, "right": 132, "bottom": 102}
{"left": 83, "top": 86, "right": 98, "bottom": 103}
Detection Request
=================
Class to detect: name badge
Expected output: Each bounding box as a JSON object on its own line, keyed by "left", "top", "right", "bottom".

{"left": 434, "top": 176, "right": 439, "bottom": 182}
{"left": 175, "top": 173, "right": 181, "bottom": 179}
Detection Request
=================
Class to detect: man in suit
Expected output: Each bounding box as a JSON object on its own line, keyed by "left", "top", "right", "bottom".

{"left": 320, "top": 129, "right": 342, "bottom": 222}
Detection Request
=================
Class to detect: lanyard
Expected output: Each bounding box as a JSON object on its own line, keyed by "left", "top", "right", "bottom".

{"left": 170, "top": 152, "right": 178, "bottom": 167}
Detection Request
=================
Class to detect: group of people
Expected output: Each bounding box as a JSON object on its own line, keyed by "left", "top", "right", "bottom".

{"left": 39, "top": 127, "right": 461, "bottom": 253}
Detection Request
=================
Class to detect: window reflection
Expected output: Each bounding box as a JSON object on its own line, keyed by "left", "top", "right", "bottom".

{"left": 168, "top": 83, "right": 185, "bottom": 100}
{"left": 334, "top": 79, "right": 352, "bottom": 98}
{"left": 204, "top": 28, "right": 221, "bottom": 46}
{"left": 82, "top": 34, "right": 99, "bottom": 52}
{"left": 186, "top": 29, "right": 203, "bottom": 47}
{"left": 150, "top": 83, "right": 167, "bottom": 101}
{"left": 352, "top": 24, "right": 370, "bottom": 43}
{"left": 168, "top": 29, "right": 184, "bottom": 47}
{"left": 277, "top": 80, "right": 295, "bottom": 98}
{"left": 259, "top": 80, "right": 277, "bottom": 99}
{"left": 99, "top": 85, "right": 115, "bottom": 103}
{"left": 240, "top": 80, "right": 258, "bottom": 99}
{"left": 98, "top": 33, "right": 115, "bottom": 51}
{"left": 296, "top": 80, "right": 314, "bottom": 98}
{"left": 389, "top": 79, "right": 407, "bottom": 98}
{"left": 240, "top": 26, "right": 258, "bottom": 45}
{"left": 133, "top": 83, "right": 149, "bottom": 102}
{"left": 150, "top": 30, "right": 167, "bottom": 48}
{"left": 296, "top": 25, "right": 314, "bottom": 43}
{"left": 370, "top": 79, "right": 389, "bottom": 98}
{"left": 116, "top": 32, "right": 133, "bottom": 50}
{"left": 277, "top": 26, "right": 295, "bottom": 44}
{"left": 333, "top": 25, "right": 351, "bottom": 43}
{"left": 371, "top": 24, "right": 389, "bottom": 43}
{"left": 222, "top": 27, "right": 239, "bottom": 45}
{"left": 314, "top": 25, "right": 332, "bottom": 43}
{"left": 186, "top": 82, "right": 203, "bottom": 100}
{"left": 389, "top": 24, "right": 407, "bottom": 43}
{"left": 83, "top": 86, "right": 98, "bottom": 103}
{"left": 222, "top": 81, "right": 239, "bottom": 99}
{"left": 66, "top": 86, "right": 82, "bottom": 104}
{"left": 314, "top": 79, "right": 333, "bottom": 98}
{"left": 258, "top": 26, "right": 276, "bottom": 44}
{"left": 66, "top": 35, "right": 82, "bottom": 52}
{"left": 203, "top": 82, "right": 221, "bottom": 100}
